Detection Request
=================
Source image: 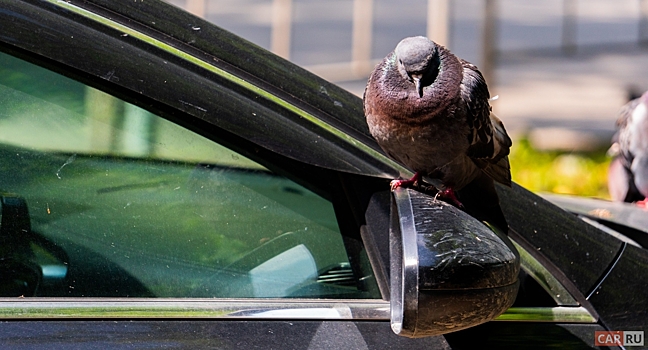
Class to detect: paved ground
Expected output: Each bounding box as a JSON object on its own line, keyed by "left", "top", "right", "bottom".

{"left": 492, "top": 44, "right": 648, "bottom": 149}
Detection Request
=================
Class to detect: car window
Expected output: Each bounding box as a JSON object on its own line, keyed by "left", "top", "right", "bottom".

{"left": 0, "top": 51, "right": 378, "bottom": 299}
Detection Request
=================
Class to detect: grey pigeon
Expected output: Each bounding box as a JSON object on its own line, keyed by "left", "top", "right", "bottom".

{"left": 363, "top": 36, "right": 512, "bottom": 230}
{"left": 608, "top": 90, "right": 648, "bottom": 207}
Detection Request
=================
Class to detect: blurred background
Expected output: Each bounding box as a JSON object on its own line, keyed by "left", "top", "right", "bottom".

{"left": 166, "top": 0, "right": 648, "bottom": 198}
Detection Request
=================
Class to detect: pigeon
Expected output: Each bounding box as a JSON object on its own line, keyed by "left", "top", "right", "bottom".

{"left": 608, "top": 90, "right": 648, "bottom": 207}
{"left": 363, "top": 36, "right": 512, "bottom": 230}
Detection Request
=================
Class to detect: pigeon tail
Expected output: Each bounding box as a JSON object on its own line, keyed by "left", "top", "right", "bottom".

{"left": 456, "top": 171, "right": 508, "bottom": 233}
{"left": 482, "top": 156, "right": 512, "bottom": 187}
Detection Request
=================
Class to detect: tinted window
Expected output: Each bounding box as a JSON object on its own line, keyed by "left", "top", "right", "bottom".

{"left": 0, "top": 52, "right": 377, "bottom": 299}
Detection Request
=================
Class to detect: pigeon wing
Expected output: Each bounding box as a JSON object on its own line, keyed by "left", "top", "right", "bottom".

{"left": 460, "top": 60, "right": 512, "bottom": 186}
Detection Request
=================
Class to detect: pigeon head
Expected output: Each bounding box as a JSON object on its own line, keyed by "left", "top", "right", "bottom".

{"left": 394, "top": 36, "right": 440, "bottom": 97}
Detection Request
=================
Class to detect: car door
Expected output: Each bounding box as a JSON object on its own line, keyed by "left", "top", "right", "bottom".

{"left": 0, "top": 1, "right": 628, "bottom": 349}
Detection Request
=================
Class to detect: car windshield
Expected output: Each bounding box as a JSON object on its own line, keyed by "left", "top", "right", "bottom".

{"left": 0, "top": 51, "right": 379, "bottom": 299}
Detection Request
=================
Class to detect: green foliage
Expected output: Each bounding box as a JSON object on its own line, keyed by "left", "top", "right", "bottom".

{"left": 509, "top": 139, "right": 611, "bottom": 198}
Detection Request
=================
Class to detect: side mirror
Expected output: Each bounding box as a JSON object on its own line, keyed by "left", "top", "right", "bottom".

{"left": 390, "top": 188, "right": 519, "bottom": 338}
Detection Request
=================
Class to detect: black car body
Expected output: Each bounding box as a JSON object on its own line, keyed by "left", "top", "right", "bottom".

{"left": 0, "top": 0, "right": 646, "bottom": 348}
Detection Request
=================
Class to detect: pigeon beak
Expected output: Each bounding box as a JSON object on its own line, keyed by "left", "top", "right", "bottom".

{"left": 412, "top": 74, "right": 423, "bottom": 97}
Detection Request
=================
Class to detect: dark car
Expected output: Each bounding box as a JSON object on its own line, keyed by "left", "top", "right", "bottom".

{"left": 0, "top": 0, "right": 646, "bottom": 348}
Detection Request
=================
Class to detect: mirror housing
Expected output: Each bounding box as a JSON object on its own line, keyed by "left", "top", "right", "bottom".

{"left": 390, "top": 188, "right": 519, "bottom": 338}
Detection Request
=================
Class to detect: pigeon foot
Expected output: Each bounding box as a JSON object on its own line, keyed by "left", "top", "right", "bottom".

{"left": 390, "top": 172, "right": 421, "bottom": 191}
{"left": 435, "top": 187, "right": 464, "bottom": 208}
{"left": 636, "top": 199, "right": 648, "bottom": 208}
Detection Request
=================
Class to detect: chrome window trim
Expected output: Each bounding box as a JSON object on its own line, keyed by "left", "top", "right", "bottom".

{"left": 0, "top": 299, "right": 390, "bottom": 320}
{"left": 0, "top": 299, "right": 595, "bottom": 323}
{"left": 495, "top": 306, "right": 596, "bottom": 323}
{"left": 45, "top": 0, "right": 412, "bottom": 179}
